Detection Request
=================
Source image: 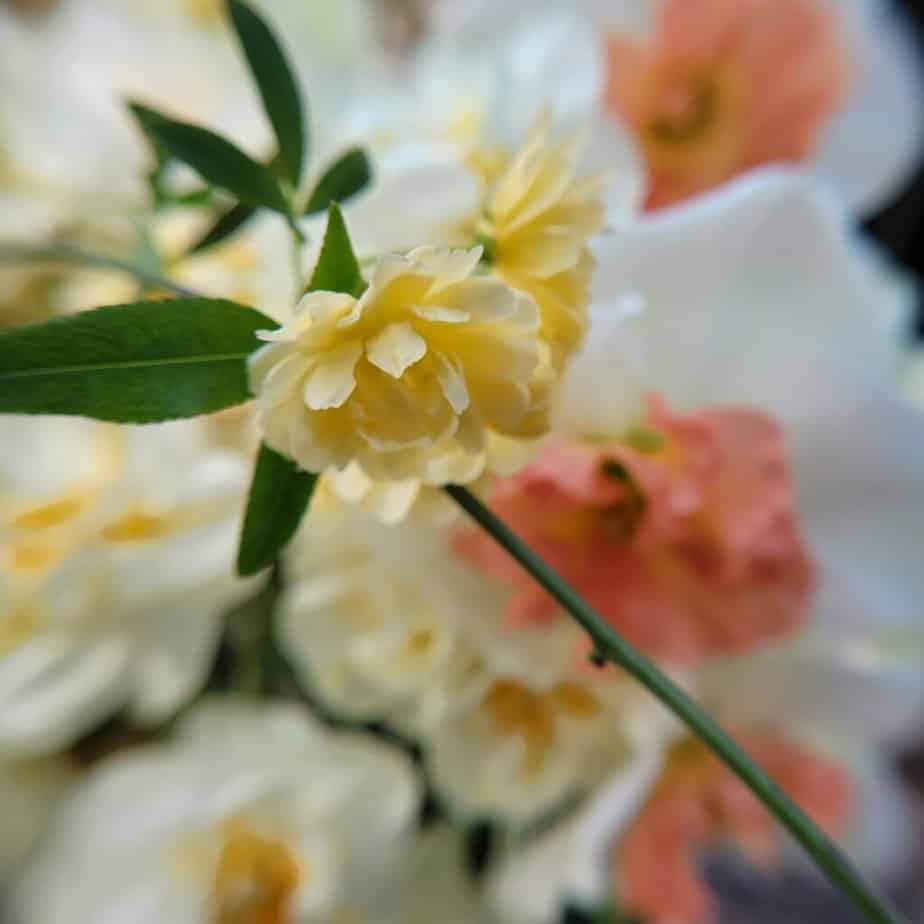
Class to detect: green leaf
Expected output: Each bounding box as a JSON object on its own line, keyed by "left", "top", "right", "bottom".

{"left": 306, "top": 203, "right": 366, "bottom": 297}
{"left": 129, "top": 102, "right": 288, "bottom": 213}
{"left": 237, "top": 443, "right": 318, "bottom": 576}
{"left": 304, "top": 148, "right": 372, "bottom": 215}
{"left": 188, "top": 202, "right": 257, "bottom": 255}
{"left": 0, "top": 299, "right": 276, "bottom": 422}
{"left": 227, "top": 0, "right": 306, "bottom": 187}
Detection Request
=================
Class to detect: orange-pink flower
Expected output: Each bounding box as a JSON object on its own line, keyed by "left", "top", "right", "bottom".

{"left": 615, "top": 732, "right": 852, "bottom": 924}
{"left": 453, "top": 395, "right": 816, "bottom": 664}
{"left": 604, "top": 0, "right": 849, "bottom": 209}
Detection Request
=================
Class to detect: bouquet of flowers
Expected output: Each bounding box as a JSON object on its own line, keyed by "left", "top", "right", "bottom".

{"left": 0, "top": 1, "right": 922, "bottom": 922}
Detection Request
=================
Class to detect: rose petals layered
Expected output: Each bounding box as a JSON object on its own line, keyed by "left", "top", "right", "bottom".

{"left": 249, "top": 246, "right": 543, "bottom": 482}
{"left": 456, "top": 394, "right": 816, "bottom": 664}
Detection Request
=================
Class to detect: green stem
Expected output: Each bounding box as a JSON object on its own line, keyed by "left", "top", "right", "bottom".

{"left": 287, "top": 224, "right": 305, "bottom": 297}
{"left": 445, "top": 484, "right": 903, "bottom": 924}
{"left": 227, "top": 561, "right": 283, "bottom": 697}
{"left": 0, "top": 242, "right": 199, "bottom": 298}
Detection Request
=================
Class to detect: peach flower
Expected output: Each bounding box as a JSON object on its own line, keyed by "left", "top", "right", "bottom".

{"left": 454, "top": 394, "right": 816, "bottom": 664}
{"left": 604, "top": 0, "right": 848, "bottom": 209}
{"left": 615, "top": 732, "right": 852, "bottom": 924}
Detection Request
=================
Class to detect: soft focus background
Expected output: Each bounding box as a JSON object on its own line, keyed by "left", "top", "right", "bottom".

{"left": 1, "top": 1, "right": 923, "bottom": 922}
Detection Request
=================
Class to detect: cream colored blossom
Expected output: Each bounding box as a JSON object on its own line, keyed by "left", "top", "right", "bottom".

{"left": 0, "top": 416, "right": 251, "bottom": 756}
{"left": 249, "top": 245, "right": 543, "bottom": 482}
{"left": 482, "top": 112, "right": 606, "bottom": 380}
{"left": 280, "top": 493, "right": 494, "bottom": 732}
{"left": 280, "top": 495, "right": 670, "bottom": 825}
{"left": 10, "top": 700, "right": 420, "bottom": 924}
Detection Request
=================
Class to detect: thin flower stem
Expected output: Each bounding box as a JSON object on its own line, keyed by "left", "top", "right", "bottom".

{"left": 226, "top": 561, "right": 283, "bottom": 698}
{"left": 0, "top": 242, "right": 199, "bottom": 298}
{"left": 444, "top": 484, "right": 904, "bottom": 924}
{"left": 288, "top": 226, "right": 305, "bottom": 297}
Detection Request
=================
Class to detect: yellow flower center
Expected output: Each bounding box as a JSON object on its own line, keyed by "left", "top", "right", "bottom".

{"left": 482, "top": 679, "right": 602, "bottom": 777}
{"left": 210, "top": 824, "right": 302, "bottom": 924}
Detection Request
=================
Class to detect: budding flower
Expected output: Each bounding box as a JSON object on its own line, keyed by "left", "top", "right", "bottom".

{"left": 249, "top": 246, "right": 544, "bottom": 482}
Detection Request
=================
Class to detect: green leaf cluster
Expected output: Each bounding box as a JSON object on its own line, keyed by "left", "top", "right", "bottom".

{"left": 129, "top": 0, "right": 372, "bottom": 256}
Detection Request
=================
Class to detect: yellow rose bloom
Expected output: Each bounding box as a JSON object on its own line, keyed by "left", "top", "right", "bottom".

{"left": 483, "top": 112, "right": 606, "bottom": 374}
{"left": 249, "top": 246, "right": 543, "bottom": 482}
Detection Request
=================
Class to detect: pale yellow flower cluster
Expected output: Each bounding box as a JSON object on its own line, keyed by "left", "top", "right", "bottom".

{"left": 249, "top": 246, "right": 542, "bottom": 482}
{"left": 248, "top": 114, "right": 606, "bottom": 489}
{"left": 486, "top": 113, "right": 606, "bottom": 374}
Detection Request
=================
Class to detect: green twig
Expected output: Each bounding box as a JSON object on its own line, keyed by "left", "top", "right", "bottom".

{"left": 288, "top": 225, "right": 305, "bottom": 297}
{"left": 227, "top": 561, "right": 283, "bottom": 697}
{"left": 445, "top": 484, "right": 903, "bottom": 924}
{"left": 0, "top": 242, "right": 199, "bottom": 299}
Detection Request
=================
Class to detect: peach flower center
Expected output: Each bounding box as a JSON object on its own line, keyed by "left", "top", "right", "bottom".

{"left": 615, "top": 732, "right": 852, "bottom": 924}
{"left": 604, "top": 0, "right": 848, "bottom": 209}
{"left": 454, "top": 394, "right": 816, "bottom": 664}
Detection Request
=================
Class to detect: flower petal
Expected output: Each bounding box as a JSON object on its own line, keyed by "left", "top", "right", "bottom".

{"left": 303, "top": 340, "right": 363, "bottom": 410}
{"left": 365, "top": 322, "right": 428, "bottom": 379}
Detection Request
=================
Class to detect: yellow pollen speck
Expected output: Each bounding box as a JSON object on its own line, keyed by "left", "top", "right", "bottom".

{"left": 12, "top": 496, "right": 84, "bottom": 529}
{"left": 102, "top": 510, "right": 171, "bottom": 543}
{"left": 210, "top": 823, "right": 301, "bottom": 924}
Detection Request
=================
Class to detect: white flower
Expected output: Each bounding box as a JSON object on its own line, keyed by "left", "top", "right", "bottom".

{"left": 281, "top": 495, "right": 670, "bottom": 826}
{"left": 10, "top": 699, "right": 420, "bottom": 924}
{"left": 280, "top": 495, "right": 492, "bottom": 732}
{"left": 0, "top": 416, "right": 251, "bottom": 756}
{"left": 424, "top": 636, "right": 664, "bottom": 825}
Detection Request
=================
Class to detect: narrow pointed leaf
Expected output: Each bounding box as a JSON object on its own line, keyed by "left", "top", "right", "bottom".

{"left": 304, "top": 148, "right": 372, "bottom": 215}
{"left": 227, "top": 0, "right": 305, "bottom": 187}
{"left": 307, "top": 203, "right": 365, "bottom": 296}
{"left": 188, "top": 202, "right": 257, "bottom": 255}
{"left": 237, "top": 442, "right": 318, "bottom": 576}
{"left": 129, "top": 102, "right": 288, "bottom": 213}
{"left": 0, "top": 299, "right": 276, "bottom": 422}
